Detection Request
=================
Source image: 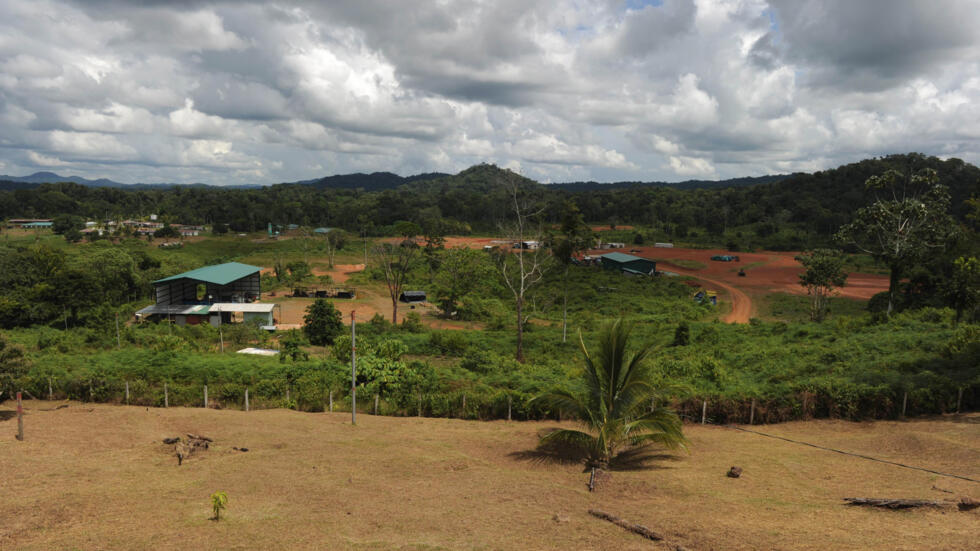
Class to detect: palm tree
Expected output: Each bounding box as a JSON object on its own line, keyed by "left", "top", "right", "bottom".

{"left": 534, "top": 319, "right": 687, "bottom": 469}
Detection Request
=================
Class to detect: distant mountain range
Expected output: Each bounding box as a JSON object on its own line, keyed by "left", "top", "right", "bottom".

{"left": 0, "top": 169, "right": 787, "bottom": 192}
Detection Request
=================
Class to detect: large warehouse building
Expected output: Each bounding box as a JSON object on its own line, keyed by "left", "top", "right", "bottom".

{"left": 135, "top": 262, "right": 279, "bottom": 328}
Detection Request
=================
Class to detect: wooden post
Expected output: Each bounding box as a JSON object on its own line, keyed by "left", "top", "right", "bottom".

{"left": 418, "top": 392, "right": 422, "bottom": 417}
{"left": 374, "top": 394, "right": 379, "bottom": 415}
{"left": 329, "top": 390, "right": 334, "bottom": 412}
{"left": 125, "top": 381, "right": 130, "bottom": 404}
{"left": 164, "top": 382, "right": 169, "bottom": 408}
{"left": 350, "top": 311, "right": 356, "bottom": 425}
{"left": 749, "top": 399, "right": 756, "bottom": 425}
{"left": 245, "top": 387, "right": 249, "bottom": 412}
{"left": 48, "top": 378, "right": 53, "bottom": 401}
{"left": 802, "top": 394, "right": 808, "bottom": 420}
{"left": 701, "top": 400, "right": 707, "bottom": 425}
{"left": 204, "top": 385, "right": 208, "bottom": 408}
{"left": 901, "top": 392, "right": 908, "bottom": 419}
{"left": 956, "top": 388, "right": 963, "bottom": 414}
{"left": 219, "top": 327, "right": 224, "bottom": 353}
{"left": 507, "top": 395, "right": 512, "bottom": 421}
{"left": 461, "top": 393, "right": 466, "bottom": 418}
{"left": 15, "top": 392, "right": 24, "bottom": 441}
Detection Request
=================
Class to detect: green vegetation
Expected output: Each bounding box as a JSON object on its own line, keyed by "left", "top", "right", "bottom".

{"left": 534, "top": 319, "right": 687, "bottom": 468}
{"left": 210, "top": 491, "right": 228, "bottom": 521}
{"left": 303, "top": 299, "right": 343, "bottom": 346}
{"left": 796, "top": 249, "right": 848, "bottom": 322}
{"left": 0, "top": 153, "right": 977, "bottom": 424}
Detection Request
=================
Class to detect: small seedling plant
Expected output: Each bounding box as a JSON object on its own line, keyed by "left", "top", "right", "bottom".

{"left": 210, "top": 491, "right": 228, "bottom": 521}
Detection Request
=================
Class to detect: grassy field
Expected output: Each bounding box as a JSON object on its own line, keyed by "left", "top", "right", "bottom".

{"left": 1, "top": 402, "right": 977, "bottom": 550}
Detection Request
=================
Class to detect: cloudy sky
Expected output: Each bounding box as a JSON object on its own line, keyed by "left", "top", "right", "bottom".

{"left": 0, "top": 0, "right": 978, "bottom": 185}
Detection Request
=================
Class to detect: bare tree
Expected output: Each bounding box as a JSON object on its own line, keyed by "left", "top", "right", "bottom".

{"left": 494, "top": 174, "right": 551, "bottom": 362}
{"left": 374, "top": 240, "right": 420, "bottom": 324}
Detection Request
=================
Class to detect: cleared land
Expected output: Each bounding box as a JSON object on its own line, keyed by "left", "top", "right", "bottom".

{"left": 613, "top": 246, "right": 891, "bottom": 323}
{"left": 1, "top": 402, "right": 976, "bottom": 550}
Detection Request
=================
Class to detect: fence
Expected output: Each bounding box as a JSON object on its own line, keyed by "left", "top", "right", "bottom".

{"left": 14, "top": 376, "right": 976, "bottom": 424}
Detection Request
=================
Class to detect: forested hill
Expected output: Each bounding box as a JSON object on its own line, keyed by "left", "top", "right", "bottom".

{"left": 549, "top": 174, "right": 786, "bottom": 191}
{"left": 1, "top": 153, "right": 977, "bottom": 250}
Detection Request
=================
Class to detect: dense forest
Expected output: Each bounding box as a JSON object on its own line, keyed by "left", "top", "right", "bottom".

{"left": 3, "top": 153, "right": 977, "bottom": 249}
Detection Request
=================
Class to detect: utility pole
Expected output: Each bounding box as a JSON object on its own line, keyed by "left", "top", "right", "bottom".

{"left": 351, "top": 311, "right": 357, "bottom": 425}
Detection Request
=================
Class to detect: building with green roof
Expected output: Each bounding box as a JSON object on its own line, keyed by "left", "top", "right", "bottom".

{"left": 597, "top": 252, "right": 657, "bottom": 276}
{"left": 137, "top": 262, "right": 277, "bottom": 327}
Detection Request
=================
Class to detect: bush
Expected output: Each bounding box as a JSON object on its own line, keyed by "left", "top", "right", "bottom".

{"left": 401, "top": 312, "right": 424, "bottom": 333}
{"left": 427, "top": 331, "right": 468, "bottom": 356}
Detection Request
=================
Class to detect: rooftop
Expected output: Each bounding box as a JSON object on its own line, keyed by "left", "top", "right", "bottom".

{"left": 153, "top": 262, "right": 263, "bottom": 286}
{"left": 598, "top": 252, "right": 650, "bottom": 263}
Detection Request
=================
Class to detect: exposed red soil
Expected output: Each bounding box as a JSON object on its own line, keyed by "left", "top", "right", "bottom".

{"left": 592, "top": 246, "right": 890, "bottom": 323}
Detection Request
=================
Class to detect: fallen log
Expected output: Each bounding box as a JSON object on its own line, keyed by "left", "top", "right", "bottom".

{"left": 844, "top": 498, "right": 947, "bottom": 510}
{"left": 588, "top": 509, "right": 663, "bottom": 541}
{"left": 187, "top": 434, "right": 213, "bottom": 442}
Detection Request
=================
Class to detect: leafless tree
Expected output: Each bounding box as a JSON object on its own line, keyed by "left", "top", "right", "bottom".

{"left": 494, "top": 173, "right": 551, "bottom": 362}
{"left": 374, "top": 240, "right": 420, "bottom": 324}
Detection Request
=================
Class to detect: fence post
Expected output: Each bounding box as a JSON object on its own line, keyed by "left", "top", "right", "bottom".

{"left": 901, "top": 392, "right": 908, "bottom": 419}
{"left": 749, "top": 399, "right": 755, "bottom": 425}
{"left": 125, "top": 381, "right": 130, "bottom": 404}
{"left": 329, "top": 390, "right": 333, "bottom": 412}
{"left": 245, "top": 387, "right": 249, "bottom": 412}
{"left": 418, "top": 392, "right": 423, "bottom": 417}
{"left": 956, "top": 388, "right": 963, "bottom": 414}
{"left": 286, "top": 386, "right": 290, "bottom": 403}
{"left": 701, "top": 400, "right": 707, "bottom": 425}
{"left": 204, "top": 385, "right": 208, "bottom": 409}
{"left": 374, "top": 394, "right": 379, "bottom": 415}
{"left": 164, "top": 382, "right": 169, "bottom": 408}
{"left": 48, "top": 378, "right": 53, "bottom": 401}
{"left": 461, "top": 393, "right": 466, "bottom": 418}
{"left": 16, "top": 391, "right": 24, "bottom": 441}
{"left": 507, "top": 395, "right": 512, "bottom": 421}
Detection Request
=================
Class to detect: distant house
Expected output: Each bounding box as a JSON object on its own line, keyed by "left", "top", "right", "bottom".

{"left": 313, "top": 227, "right": 333, "bottom": 234}
{"left": 7, "top": 218, "right": 53, "bottom": 229}
{"left": 597, "top": 252, "right": 657, "bottom": 276}
{"left": 135, "top": 262, "right": 279, "bottom": 328}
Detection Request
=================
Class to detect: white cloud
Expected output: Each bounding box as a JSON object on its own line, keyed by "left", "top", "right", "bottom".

{"left": 0, "top": 0, "right": 975, "bottom": 185}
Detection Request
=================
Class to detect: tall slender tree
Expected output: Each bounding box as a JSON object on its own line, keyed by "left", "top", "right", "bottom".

{"left": 494, "top": 172, "right": 550, "bottom": 362}
{"left": 549, "top": 201, "right": 594, "bottom": 342}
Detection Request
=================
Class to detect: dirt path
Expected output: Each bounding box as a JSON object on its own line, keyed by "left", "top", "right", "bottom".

{"left": 658, "top": 261, "right": 752, "bottom": 323}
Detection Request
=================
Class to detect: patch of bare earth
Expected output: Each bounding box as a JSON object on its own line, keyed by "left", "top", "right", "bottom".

{"left": 0, "top": 402, "right": 976, "bottom": 550}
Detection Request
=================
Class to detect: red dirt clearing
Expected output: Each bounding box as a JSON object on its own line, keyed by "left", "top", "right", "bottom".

{"left": 593, "top": 247, "right": 890, "bottom": 323}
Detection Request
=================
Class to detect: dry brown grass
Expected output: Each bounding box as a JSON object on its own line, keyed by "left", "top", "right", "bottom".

{"left": 1, "top": 402, "right": 977, "bottom": 550}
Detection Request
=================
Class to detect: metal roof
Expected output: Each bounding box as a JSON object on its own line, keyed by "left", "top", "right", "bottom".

{"left": 136, "top": 304, "right": 211, "bottom": 316}
{"left": 209, "top": 303, "right": 276, "bottom": 313}
{"left": 598, "top": 252, "right": 650, "bottom": 264}
{"left": 153, "top": 262, "right": 262, "bottom": 285}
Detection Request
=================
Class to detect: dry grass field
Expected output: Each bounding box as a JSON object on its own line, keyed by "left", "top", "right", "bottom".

{"left": 1, "top": 402, "right": 977, "bottom": 550}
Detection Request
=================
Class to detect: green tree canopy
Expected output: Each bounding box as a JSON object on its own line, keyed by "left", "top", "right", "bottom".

{"left": 302, "top": 299, "right": 344, "bottom": 346}
{"left": 836, "top": 168, "right": 957, "bottom": 315}
{"left": 796, "top": 249, "right": 848, "bottom": 322}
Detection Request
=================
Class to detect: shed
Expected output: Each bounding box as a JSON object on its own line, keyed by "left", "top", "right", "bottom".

{"left": 597, "top": 252, "right": 657, "bottom": 276}
{"left": 399, "top": 291, "right": 426, "bottom": 303}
